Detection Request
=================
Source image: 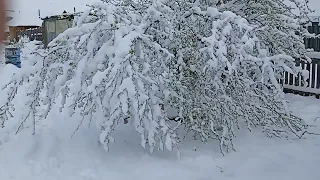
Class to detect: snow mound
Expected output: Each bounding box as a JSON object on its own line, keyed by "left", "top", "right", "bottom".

{"left": 0, "top": 94, "right": 319, "bottom": 180}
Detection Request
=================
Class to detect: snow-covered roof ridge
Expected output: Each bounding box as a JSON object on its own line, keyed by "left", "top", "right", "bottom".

{"left": 306, "top": 51, "right": 320, "bottom": 59}
{"left": 40, "top": 11, "right": 83, "bottom": 20}
{"left": 7, "top": 0, "right": 95, "bottom": 27}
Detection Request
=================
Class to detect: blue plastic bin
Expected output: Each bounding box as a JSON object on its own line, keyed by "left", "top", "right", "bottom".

{"left": 5, "top": 47, "right": 21, "bottom": 68}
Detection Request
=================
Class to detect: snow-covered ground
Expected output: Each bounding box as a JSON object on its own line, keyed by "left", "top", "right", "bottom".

{"left": 0, "top": 69, "right": 319, "bottom": 180}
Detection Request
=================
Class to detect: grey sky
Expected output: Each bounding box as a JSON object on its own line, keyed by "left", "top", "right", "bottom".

{"left": 309, "top": 0, "right": 320, "bottom": 15}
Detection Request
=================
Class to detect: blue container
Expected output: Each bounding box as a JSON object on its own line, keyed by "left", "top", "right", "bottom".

{"left": 5, "top": 47, "right": 21, "bottom": 68}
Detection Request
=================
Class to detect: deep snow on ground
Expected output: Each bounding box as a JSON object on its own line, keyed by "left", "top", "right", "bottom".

{"left": 0, "top": 71, "right": 319, "bottom": 180}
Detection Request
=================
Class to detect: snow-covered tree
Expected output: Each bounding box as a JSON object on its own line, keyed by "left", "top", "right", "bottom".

{"left": 77, "top": 1, "right": 179, "bottom": 152}
{"left": 219, "top": 0, "right": 313, "bottom": 81}
{"left": 0, "top": 0, "right": 309, "bottom": 154}
{"left": 159, "top": 0, "right": 306, "bottom": 152}
{"left": 2, "top": 0, "right": 179, "bottom": 152}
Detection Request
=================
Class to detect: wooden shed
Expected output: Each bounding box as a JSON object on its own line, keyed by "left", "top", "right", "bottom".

{"left": 41, "top": 12, "right": 74, "bottom": 47}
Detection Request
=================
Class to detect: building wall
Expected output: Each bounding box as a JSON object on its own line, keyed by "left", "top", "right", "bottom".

{"left": 43, "top": 17, "right": 73, "bottom": 47}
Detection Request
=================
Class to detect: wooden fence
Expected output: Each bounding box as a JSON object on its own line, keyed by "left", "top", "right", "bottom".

{"left": 17, "top": 27, "right": 43, "bottom": 42}
{"left": 304, "top": 22, "right": 320, "bottom": 51}
{"left": 282, "top": 59, "right": 320, "bottom": 96}
{"left": 281, "top": 21, "right": 320, "bottom": 96}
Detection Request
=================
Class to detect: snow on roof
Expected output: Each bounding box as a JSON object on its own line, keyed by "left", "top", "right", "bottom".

{"left": 5, "top": 6, "right": 42, "bottom": 26}
{"left": 7, "top": 11, "right": 42, "bottom": 26}
{"left": 7, "top": 0, "right": 96, "bottom": 26}
{"left": 41, "top": 12, "right": 79, "bottom": 20}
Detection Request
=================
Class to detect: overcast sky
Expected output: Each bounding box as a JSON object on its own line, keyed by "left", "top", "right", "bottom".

{"left": 309, "top": 0, "right": 320, "bottom": 14}
{"left": 6, "top": 0, "right": 320, "bottom": 26}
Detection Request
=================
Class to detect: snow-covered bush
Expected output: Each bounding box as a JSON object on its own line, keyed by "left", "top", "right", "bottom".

{"left": 0, "top": 0, "right": 311, "bottom": 153}
{"left": 0, "top": 1, "right": 180, "bottom": 152}
{"left": 219, "top": 0, "right": 313, "bottom": 80}
{"left": 163, "top": 0, "right": 307, "bottom": 152}
{"left": 49, "top": 1, "right": 180, "bottom": 152}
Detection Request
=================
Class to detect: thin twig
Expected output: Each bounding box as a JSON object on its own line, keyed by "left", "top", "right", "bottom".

{"left": 71, "top": 115, "right": 86, "bottom": 138}
{"left": 15, "top": 110, "right": 32, "bottom": 135}
{"left": 299, "top": 130, "right": 320, "bottom": 139}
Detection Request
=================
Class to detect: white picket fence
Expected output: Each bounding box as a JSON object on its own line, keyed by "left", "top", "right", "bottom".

{"left": 282, "top": 59, "right": 320, "bottom": 95}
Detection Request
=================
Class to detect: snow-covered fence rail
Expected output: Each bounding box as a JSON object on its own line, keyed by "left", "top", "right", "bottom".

{"left": 282, "top": 58, "right": 320, "bottom": 95}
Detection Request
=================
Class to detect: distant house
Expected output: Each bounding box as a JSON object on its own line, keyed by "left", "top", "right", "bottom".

{"left": 41, "top": 11, "right": 75, "bottom": 47}
{"left": 6, "top": 10, "right": 42, "bottom": 43}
